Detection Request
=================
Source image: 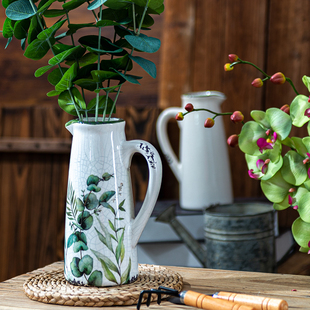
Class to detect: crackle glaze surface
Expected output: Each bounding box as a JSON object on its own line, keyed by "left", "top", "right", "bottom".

{"left": 64, "top": 119, "right": 162, "bottom": 287}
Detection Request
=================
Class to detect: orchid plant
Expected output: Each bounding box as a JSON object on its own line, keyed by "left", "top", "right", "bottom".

{"left": 1, "top": 0, "right": 163, "bottom": 124}
{"left": 176, "top": 54, "right": 310, "bottom": 255}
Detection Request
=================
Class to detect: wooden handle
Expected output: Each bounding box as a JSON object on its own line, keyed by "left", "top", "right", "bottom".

{"left": 216, "top": 292, "right": 288, "bottom": 310}
{"left": 182, "top": 290, "right": 256, "bottom": 310}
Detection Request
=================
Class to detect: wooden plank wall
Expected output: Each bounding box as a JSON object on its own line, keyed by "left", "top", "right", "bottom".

{"left": 1, "top": 0, "right": 310, "bottom": 280}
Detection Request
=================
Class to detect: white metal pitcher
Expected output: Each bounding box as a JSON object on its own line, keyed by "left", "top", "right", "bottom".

{"left": 156, "top": 91, "right": 233, "bottom": 210}
{"left": 64, "top": 118, "right": 162, "bottom": 286}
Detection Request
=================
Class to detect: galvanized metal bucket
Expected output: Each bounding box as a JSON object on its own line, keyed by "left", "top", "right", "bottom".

{"left": 204, "top": 203, "right": 275, "bottom": 272}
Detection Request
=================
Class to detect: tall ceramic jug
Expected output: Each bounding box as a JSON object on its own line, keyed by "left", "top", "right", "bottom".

{"left": 156, "top": 91, "right": 233, "bottom": 210}
{"left": 64, "top": 118, "right": 162, "bottom": 287}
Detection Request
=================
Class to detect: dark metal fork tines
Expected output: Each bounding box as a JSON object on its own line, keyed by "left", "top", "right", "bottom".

{"left": 137, "top": 287, "right": 180, "bottom": 310}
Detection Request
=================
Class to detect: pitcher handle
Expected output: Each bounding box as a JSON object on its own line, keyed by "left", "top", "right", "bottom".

{"left": 156, "top": 107, "right": 182, "bottom": 181}
{"left": 121, "top": 140, "right": 162, "bottom": 248}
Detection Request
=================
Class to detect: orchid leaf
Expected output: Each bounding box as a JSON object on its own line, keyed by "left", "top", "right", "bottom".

{"left": 290, "top": 94, "right": 310, "bottom": 127}
{"left": 282, "top": 150, "right": 307, "bottom": 186}
{"left": 292, "top": 217, "right": 310, "bottom": 247}
{"left": 238, "top": 121, "right": 267, "bottom": 155}
{"left": 261, "top": 170, "right": 291, "bottom": 203}
{"left": 6, "top": 0, "right": 37, "bottom": 20}
{"left": 266, "top": 108, "right": 292, "bottom": 140}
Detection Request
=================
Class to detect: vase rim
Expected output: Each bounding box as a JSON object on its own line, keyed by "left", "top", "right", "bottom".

{"left": 66, "top": 117, "right": 124, "bottom": 127}
{"left": 181, "top": 91, "right": 226, "bottom": 99}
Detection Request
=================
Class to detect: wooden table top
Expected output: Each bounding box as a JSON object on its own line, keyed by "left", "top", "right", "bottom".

{"left": 1, "top": 261, "right": 310, "bottom": 309}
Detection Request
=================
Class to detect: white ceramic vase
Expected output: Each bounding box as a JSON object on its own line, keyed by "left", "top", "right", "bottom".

{"left": 156, "top": 91, "right": 233, "bottom": 210}
{"left": 64, "top": 118, "right": 162, "bottom": 286}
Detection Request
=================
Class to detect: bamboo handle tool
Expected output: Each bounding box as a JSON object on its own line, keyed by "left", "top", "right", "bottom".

{"left": 214, "top": 291, "right": 288, "bottom": 310}
{"left": 137, "top": 286, "right": 255, "bottom": 310}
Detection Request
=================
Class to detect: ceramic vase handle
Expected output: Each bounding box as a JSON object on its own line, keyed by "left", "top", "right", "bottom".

{"left": 121, "top": 140, "right": 162, "bottom": 247}
{"left": 156, "top": 107, "right": 182, "bottom": 181}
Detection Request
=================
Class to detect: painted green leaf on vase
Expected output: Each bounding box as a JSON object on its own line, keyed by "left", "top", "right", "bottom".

{"left": 84, "top": 193, "right": 99, "bottom": 210}
{"left": 70, "top": 257, "right": 82, "bottom": 277}
{"left": 121, "top": 258, "right": 131, "bottom": 284}
{"left": 88, "top": 270, "right": 102, "bottom": 286}
{"left": 87, "top": 175, "right": 100, "bottom": 186}
{"left": 77, "top": 211, "right": 93, "bottom": 230}
{"left": 73, "top": 240, "right": 88, "bottom": 252}
{"left": 91, "top": 249, "right": 119, "bottom": 273}
{"left": 99, "top": 190, "right": 115, "bottom": 203}
{"left": 78, "top": 255, "right": 93, "bottom": 275}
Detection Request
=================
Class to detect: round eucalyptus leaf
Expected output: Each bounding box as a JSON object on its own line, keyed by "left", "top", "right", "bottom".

{"left": 87, "top": 175, "right": 100, "bottom": 186}
{"left": 67, "top": 233, "right": 79, "bottom": 248}
{"left": 266, "top": 108, "right": 292, "bottom": 141}
{"left": 238, "top": 121, "right": 267, "bottom": 155}
{"left": 282, "top": 150, "right": 307, "bottom": 186}
{"left": 99, "top": 190, "right": 116, "bottom": 203}
{"left": 88, "top": 270, "right": 103, "bottom": 286}
{"left": 290, "top": 94, "right": 310, "bottom": 127}
{"left": 76, "top": 231, "right": 87, "bottom": 244}
{"left": 87, "top": 184, "right": 101, "bottom": 192}
{"left": 261, "top": 170, "right": 291, "bottom": 203}
{"left": 77, "top": 211, "right": 94, "bottom": 230}
{"left": 79, "top": 255, "right": 93, "bottom": 275}
{"left": 73, "top": 240, "right": 88, "bottom": 253}
{"left": 292, "top": 217, "right": 310, "bottom": 248}
{"left": 70, "top": 257, "right": 82, "bottom": 277}
{"left": 84, "top": 193, "right": 98, "bottom": 210}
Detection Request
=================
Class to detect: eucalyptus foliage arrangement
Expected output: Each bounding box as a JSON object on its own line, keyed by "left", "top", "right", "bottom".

{"left": 177, "top": 54, "right": 310, "bottom": 255}
{"left": 1, "top": 0, "right": 164, "bottom": 123}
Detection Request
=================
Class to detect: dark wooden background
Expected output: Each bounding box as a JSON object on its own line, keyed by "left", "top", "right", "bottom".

{"left": 1, "top": 0, "right": 310, "bottom": 280}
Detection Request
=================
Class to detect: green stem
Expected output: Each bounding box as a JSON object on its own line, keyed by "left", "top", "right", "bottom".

{"left": 286, "top": 77, "right": 299, "bottom": 95}
{"left": 137, "top": 0, "right": 150, "bottom": 35}
{"left": 95, "top": 5, "right": 103, "bottom": 122}
{"left": 183, "top": 108, "right": 233, "bottom": 117}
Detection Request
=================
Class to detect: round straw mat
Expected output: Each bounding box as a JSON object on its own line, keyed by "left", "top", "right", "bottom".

{"left": 23, "top": 264, "right": 183, "bottom": 307}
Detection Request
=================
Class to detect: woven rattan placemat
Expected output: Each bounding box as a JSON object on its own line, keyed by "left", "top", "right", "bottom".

{"left": 23, "top": 264, "right": 183, "bottom": 307}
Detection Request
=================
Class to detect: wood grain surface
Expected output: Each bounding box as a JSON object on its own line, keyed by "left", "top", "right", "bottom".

{"left": 1, "top": 261, "right": 310, "bottom": 309}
